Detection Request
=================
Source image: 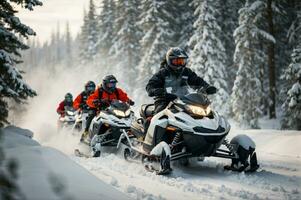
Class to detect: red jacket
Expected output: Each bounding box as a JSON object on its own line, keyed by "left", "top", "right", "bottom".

{"left": 57, "top": 101, "right": 73, "bottom": 115}
{"left": 87, "top": 86, "right": 130, "bottom": 109}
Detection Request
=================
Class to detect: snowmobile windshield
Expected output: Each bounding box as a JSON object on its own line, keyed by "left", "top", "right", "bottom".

{"left": 168, "top": 86, "right": 210, "bottom": 107}
{"left": 109, "top": 100, "right": 131, "bottom": 118}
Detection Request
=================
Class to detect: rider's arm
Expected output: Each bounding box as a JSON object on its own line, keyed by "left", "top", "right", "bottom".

{"left": 87, "top": 89, "right": 99, "bottom": 109}
{"left": 186, "top": 68, "right": 210, "bottom": 89}
{"left": 116, "top": 88, "right": 130, "bottom": 102}
{"left": 56, "top": 101, "right": 65, "bottom": 114}
{"left": 146, "top": 70, "right": 166, "bottom": 97}
{"left": 73, "top": 94, "right": 82, "bottom": 110}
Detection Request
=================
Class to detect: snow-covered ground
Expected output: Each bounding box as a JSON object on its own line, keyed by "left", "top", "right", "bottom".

{"left": 32, "top": 126, "right": 300, "bottom": 200}
{"left": 1, "top": 126, "right": 131, "bottom": 200}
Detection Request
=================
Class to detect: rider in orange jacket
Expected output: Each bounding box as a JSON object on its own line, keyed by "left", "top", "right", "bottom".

{"left": 81, "top": 75, "right": 134, "bottom": 142}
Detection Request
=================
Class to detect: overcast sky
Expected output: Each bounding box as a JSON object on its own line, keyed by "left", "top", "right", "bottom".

{"left": 17, "top": 0, "right": 89, "bottom": 43}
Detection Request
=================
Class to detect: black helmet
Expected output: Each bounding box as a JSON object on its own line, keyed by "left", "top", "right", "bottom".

{"left": 166, "top": 47, "right": 188, "bottom": 72}
{"left": 64, "top": 93, "right": 73, "bottom": 104}
{"left": 102, "top": 75, "right": 118, "bottom": 93}
{"left": 85, "top": 81, "right": 96, "bottom": 93}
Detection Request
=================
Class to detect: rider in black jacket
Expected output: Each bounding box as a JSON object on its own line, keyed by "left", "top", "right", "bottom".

{"left": 146, "top": 47, "right": 217, "bottom": 113}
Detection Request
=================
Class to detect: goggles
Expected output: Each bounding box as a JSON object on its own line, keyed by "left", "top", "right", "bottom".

{"left": 86, "top": 86, "right": 95, "bottom": 91}
{"left": 171, "top": 58, "right": 186, "bottom": 66}
{"left": 106, "top": 82, "right": 116, "bottom": 88}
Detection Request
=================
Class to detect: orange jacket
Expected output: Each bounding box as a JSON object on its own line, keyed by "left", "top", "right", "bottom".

{"left": 87, "top": 86, "right": 130, "bottom": 109}
{"left": 73, "top": 91, "right": 92, "bottom": 110}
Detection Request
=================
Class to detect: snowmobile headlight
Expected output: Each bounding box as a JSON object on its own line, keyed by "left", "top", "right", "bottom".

{"left": 186, "top": 105, "right": 211, "bottom": 116}
{"left": 66, "top": 111, "right": 75, "bottom": 116}
{"left": 113, "top": 109, "right": 131, "bottom": 117}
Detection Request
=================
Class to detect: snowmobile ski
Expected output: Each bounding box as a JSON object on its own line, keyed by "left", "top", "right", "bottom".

{"left": 74, "top": 149, "right": 90, "bottom": 158}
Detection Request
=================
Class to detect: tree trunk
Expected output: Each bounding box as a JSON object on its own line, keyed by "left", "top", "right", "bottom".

{"left": 267, "top": 0, "right": 276, "bottom": 118}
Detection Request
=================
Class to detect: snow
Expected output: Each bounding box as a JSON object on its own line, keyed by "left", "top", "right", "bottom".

{"left": 1, "top": 126, "right": 131, "bottom": 200}
{"left": 34, "top": 126, "right": 300, "bottom": 200}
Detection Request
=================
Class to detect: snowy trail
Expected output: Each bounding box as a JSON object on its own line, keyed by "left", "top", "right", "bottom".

{"left": 63, "top": 129, "right": 301, "bottom": 200}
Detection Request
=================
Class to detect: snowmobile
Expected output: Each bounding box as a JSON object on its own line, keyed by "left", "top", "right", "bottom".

{"left": 72, "top": 109, "right": 94, "bottom": 133}
{"left": 83, "top": 100, "right": 135, "bottom": 157}
{"left": 58, "top": 106, "right": 76, "bottom": 130}
{"left": 118, "top": 87, "right": 259, "bottom": 175}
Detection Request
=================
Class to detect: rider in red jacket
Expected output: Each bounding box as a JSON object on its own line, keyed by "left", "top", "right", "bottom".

{"left": 57, "top": 93, "right": 73, "bottom": 116}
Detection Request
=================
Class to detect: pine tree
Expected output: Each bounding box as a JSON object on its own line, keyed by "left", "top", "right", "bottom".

{"left": 281, "top": 46, "right": 301, "bottom": 130}
{"left": 109, "top": 0, "right": 142, "bottom": 86}
{"left": 175, "top": 0, "right": 195, "bottom": 49}
{"left": 0, "top": 0, "right": 42, "bottom": 127}
{"left": 188, "top": 0, "right": 230, "bottom": 115}
{"left": 137, "top": 0, "right": 177, "bottom": 81}
{"left": 65, "top": 21, "right": 73, "bottom": 67}
{"left": 97, "top": 0, "right": 117, "bottom": 60}
{"left": 78, "top": 0, "right": 98, "bottom": 63}
{"left": 231, "top": 0, "right": 275, "bottom": 128}
{"left": 281, "top": 7, "right": 301, "bottom": 130}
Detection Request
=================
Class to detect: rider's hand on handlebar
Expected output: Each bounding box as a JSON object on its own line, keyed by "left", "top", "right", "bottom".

{"left": 152, "top": 88, "right": 166, "bottom": 96}
{"left": 165, "top": 93, "right": 177, "bottom": 101}
{"left": 206, "top": 85, "right": 217, "bottom": 95}
{"left": 128, "top": 99, "right": 135, "bottom": 106}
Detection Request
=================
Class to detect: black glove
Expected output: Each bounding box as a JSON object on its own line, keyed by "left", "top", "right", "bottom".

{"left": 128, "top": 99, "right": 135, "bottom": 106}
{"left": 165, "top": 93, "right": 177, "bottom": 101}
{"left": 206, "top": 86, "right": 217, "bottom": 95}
{"left": 93, "top": 99, "right": 109, "bottom": 107}
{"left": 151, "top": 88, "right": 166, "bottom": 97}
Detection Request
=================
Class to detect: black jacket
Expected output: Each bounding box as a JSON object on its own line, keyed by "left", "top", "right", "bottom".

{"left": 146, "top": 64, "right": 210, "bottom": 97}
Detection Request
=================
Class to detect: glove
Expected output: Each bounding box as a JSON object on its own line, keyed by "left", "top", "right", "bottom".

{"left": 93, "top": 99, "right": 109, "bottom": 107}
{"left": 128, "top": 99, "right": 135, "bottom": 106}
{"left": 206, "top": 86, "right": 217, "bottom": 95}
{"left": 165, "top": 93, "right": 177, "bottom": 101}
{"left": 151, "top": 88, "right": 166, "bottom": 97}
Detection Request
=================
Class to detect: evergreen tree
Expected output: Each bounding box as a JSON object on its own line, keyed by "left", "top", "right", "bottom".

{"left": 96, "top": 0, "right": 117, "bottom": 61}
{"left": 109, "top": 0, "right": 142, "bottom": 86}
{"left": 231, "top": 0, "right": 274, "bottom": 128}
{"left": 188, "top": 0, "right": 230, "bottom": 115}
{"left": 281, "top": 7, "right": 301, "bottom": 130}
{"left": 65, "top": 21, "right": 73, "bottom": 66}
{"left": 137, "top": 0, "right": 177, "bottom": 81}
{"left": 0, "top": 0, "right": 42, "bottom": 127}
{"left": 281, "top": 46, "right": 301, "bottom": 130}
{"left": 78, "top": 0, "right": 98, "bottom": 63}
{"left": 175, "top": 0, "right": 195, "bottom": 49}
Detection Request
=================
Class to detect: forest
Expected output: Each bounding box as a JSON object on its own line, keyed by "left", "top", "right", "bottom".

{"left": 2, "top": 0, "right": 301, "bottom": 130}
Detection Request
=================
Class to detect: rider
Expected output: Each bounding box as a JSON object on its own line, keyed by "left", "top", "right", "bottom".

{"left": 73, "top": 81, "right": 96, "bottom": 138}
{"left": 143, "top": 47, "right": 217, "bottom": 172}
{"left": 57, "top": 93, "right": 74, "bottom": 116}
{"left": 146, "top": 47, "right": 217, "bottom": 114}
{"left": 82, "top": 75, "right": 134, "bottom": 141}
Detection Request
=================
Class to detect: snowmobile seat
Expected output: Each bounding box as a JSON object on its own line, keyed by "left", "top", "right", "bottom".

{"left": 140, "top": 104, "right": 155, "bottom": 119}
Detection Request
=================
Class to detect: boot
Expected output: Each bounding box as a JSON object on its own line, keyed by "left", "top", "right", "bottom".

{"left": 80, "top": 131, "right": 89, "bottom": 143}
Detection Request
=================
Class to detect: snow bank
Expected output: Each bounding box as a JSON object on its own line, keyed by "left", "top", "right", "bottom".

{"left": 1, "top": 126, "right": 131, "bottom": 200}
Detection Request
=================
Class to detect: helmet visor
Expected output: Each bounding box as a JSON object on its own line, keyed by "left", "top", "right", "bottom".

{"left": 86, "top": 86, "right": 95, "bottom": 92}
{"left": 65, "top": 97, "right": 73, "bottom": 103}
{"left": 171, "top": 58, "right": 186, "bottom": 67}
{"left": 106, "top": 82, "right": 116, "bottom": 89}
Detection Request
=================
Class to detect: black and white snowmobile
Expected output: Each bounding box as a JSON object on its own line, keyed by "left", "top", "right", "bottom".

{"left": 85, "top": 100, "right": 135, "bottom": 157}
{"left": 118, "top": 87, "right": 259, "bottom": 175}
{"left": 58, "top": 106, "right": 76, "bottom": 130}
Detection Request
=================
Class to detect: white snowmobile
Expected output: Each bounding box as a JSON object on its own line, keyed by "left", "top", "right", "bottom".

{"left": 118, "top": 87, "right": 259, "bottom": 175}
{"left": 58, "top": 106, "right": 76, "bottom": 130}
{"left": 83, "top": 100, "right": 135, "bottom": 157}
